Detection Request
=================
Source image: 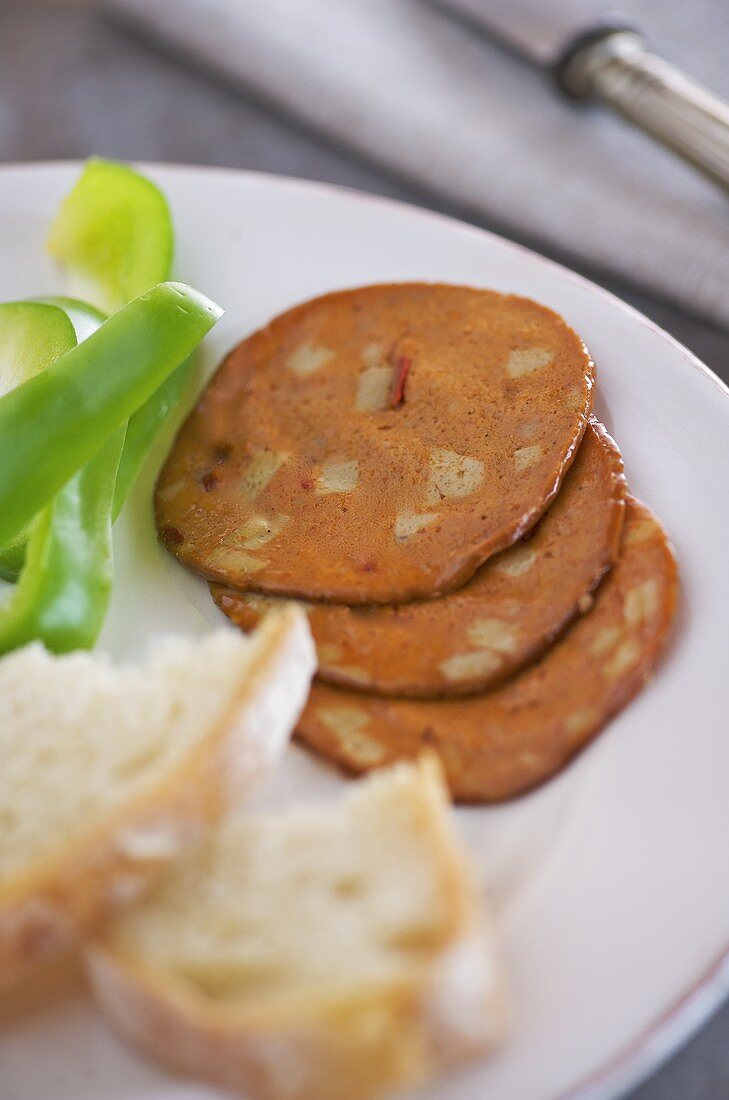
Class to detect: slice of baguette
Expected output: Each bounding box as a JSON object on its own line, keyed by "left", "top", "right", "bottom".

{"left": 0, "top": 606, "right": 315, "bottom": 987}
{"left": 87, "top": 756, "right": 509, "bottom": 1100}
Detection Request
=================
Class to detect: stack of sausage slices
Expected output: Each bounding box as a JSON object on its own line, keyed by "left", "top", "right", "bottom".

{"left": 156, "top": 283, "right": 678, "bottom": 802}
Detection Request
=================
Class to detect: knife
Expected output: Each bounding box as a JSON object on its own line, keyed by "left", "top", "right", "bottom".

{"left": 430, "top": 0, "right": 729, "bottom": 194}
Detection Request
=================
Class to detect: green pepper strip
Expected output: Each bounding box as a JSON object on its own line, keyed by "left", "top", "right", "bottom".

{"left": 0, "top": 301, "right": 80, "bottom": 581}
{"left": 47, "top": 157, "right": 174, "bottom": 316}
{"left": 0, "top": 271, "right": 182, "bottom": 582}
{"left": 0, "top": 296, "right": 110, "bottom": 581}
{"left": 0, "top": 539, "right": 29, "bottom": 583}
{"left": 0, "top": 281, "right": 221, "bottom": 551}
{"left": 39, "top": 296, "right": 107, "bottom": 339}
{"left": 0, "top": 428, "right": 124, "bottom": 652}
{"left": 113, "top": 356, "right": 193, "bottom": 518}
{"left": 0, "top": 298, "right": 122, "bottom": 652}
{"left": 0, "top": 282, "right": 221, "bottom": 655}
{"left": 46, "top": 160, "right": 178, "bottom": 513}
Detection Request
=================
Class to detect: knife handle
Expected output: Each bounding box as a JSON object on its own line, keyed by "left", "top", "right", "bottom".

{"left": 561, "top": 31, "right": 729, "bottom": 194}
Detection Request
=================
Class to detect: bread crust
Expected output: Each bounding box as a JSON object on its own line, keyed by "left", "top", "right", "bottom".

{"left": 87, "top": 935, "right": 506, "bottom": 1100}
{"left": 0, "top": 607, "right": 315, "bottom": 988}
{"left": 86, "top": 758, "right": 509, "bottom": 1100}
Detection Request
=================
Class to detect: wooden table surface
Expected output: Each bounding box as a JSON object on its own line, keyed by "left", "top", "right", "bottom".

{"left": 3, "top": 3, "right": 729, "bottom": 1098}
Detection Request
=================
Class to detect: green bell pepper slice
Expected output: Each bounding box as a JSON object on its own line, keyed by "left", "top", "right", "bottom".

{"left": 0, "top": 302, "right": 78, "bottom": 580}
{"left": 112, "top": 358, "right": 193, "bottom": 517}
{"left": 0, "top": 298, "right": 109, "bottom": 583}
{"left": 0, "top": 301, "right": 77, "bottom": 396}
{"left": 39, "top": 295, "right": 108, "bottom": 340}
{"left": 0, "top": 280, "right": 222, "bottom": 552}
{"left": 0, "top": 160, "right": 221, "bottom": 655}
{"left": 48, "top": 159, "right": 185, "bottom": 511}
{"left": 0, "top": 298, "right": 124, "bottom": 651}
{"left": 47, "top": 158, "right": 174, "bottom": 315}
{"left": 0, "top": 427, "right": 124, "bottom": 653}
{"left": 0, "top": 283, "right": 221, "bottom": 654}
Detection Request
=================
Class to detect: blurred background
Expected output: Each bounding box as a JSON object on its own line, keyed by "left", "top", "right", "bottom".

{"left": 2, "top": 1, "right": 729, "bottom": 1096}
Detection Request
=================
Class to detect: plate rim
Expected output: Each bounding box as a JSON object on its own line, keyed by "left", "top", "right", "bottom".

{"left": 3, "top": 158, "right": 727, "bottom": 406}
{"left": 2, "top": 159, "right": 728, "bottom": 1100}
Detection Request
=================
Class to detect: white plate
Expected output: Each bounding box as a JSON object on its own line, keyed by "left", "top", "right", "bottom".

{"left": 1, "top": 163, "right": 729, "bottom": 1100}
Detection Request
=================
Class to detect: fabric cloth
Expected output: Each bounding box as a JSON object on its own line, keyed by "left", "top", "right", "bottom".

{"left": 106, "top": 0, "right": 729, "bottom": 326}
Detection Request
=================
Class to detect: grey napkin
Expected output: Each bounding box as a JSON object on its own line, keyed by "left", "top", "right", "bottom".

{"left": 106, "top": 0, "right": 729, "bottom": 327}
